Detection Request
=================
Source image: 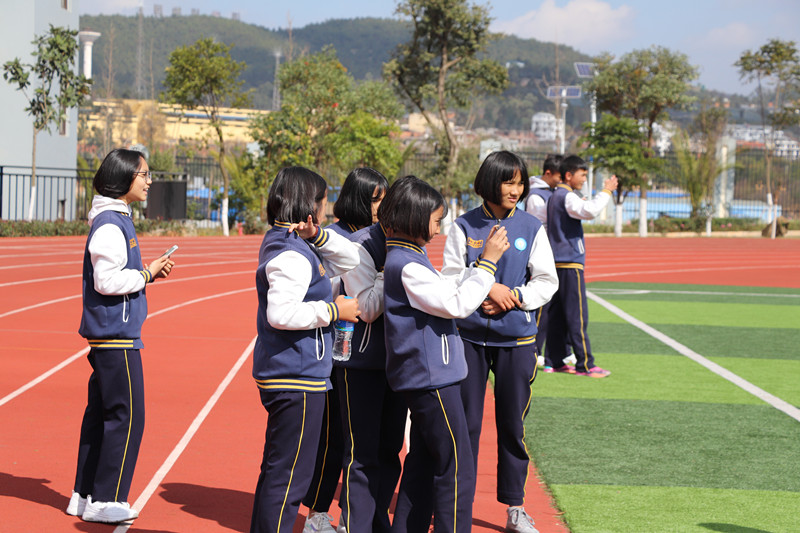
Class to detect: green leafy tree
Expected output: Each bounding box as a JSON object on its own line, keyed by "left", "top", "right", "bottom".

{"left": 581, "top": 114, "right": 661, "bottom": 236}
{"left": 328, "top": 111, "right": 403, "bottom": 178}
{"left": 162, "top": 37, "right": 252, "bottom": 236}
{"left": 3, "top": 25, "right": 91, "bottom": 220}
{"left": 276, "top": 47, "right": 403, "bottom": 180}
{"left": 384, "top": 0, "right": 508, "bottom": 197}
{"left": 672, "top": 104, "right": 732, "bottom": 226}
{"left": 586, "top": 46, "right": 697, "bottom": 235}
{"left": 736, "top": 38, "right": 800, "bottom": 238}
{"left": 249, "top": 106, "right": 315, "bottom": 220}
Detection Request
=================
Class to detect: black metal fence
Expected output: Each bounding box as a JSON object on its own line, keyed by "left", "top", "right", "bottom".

{"left": 3, "top": 147, "right": 799, "bottom": 222}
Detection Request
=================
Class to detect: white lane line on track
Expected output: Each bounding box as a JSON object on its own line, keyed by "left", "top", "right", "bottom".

{"left": 113, "top": 336, "right": 257, "bottom": 533}
{"left": 0, "top": 272, "right": 254, "bottom": 318}
{"left": 587, "top": 290, "right": 800, "bottom": 424}
{"left": 0, "top": 288, "right": 252, "bottom": 407}
{"left": 0, "top": 252, "right": 247, "bottom": 267}
{"left": 0, "top": 265, "right": 254, "bottom": 288}
{"left": 588, "top": 264, "right": 797, "bottom": 280}
{"left": 0, "top": 294, "right": 81, "bottom": 319}
{"left": 0, "top": 347, "right": 90, "bottom": 407}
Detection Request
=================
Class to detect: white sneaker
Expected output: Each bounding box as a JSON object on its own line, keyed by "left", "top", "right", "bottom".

{"left": 336, "top": 513, "right": 347, "bottom": 533}
{"left": 304, "top": 511, "right": 337, "bottom": 533}
{"left": 65, "top": 491, "right": 87, "bottom": 516}
{"left": 506, "top": 506, "right": 539, "bottom": 533}
{"left": 81, "top": 496, "right": 139, "bottom": 523}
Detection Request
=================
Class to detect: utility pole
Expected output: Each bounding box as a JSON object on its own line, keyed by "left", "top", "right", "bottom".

{"left": 272, "top": 50, "right": 282, "bottom": 111}
{"left": 135, "top": 4, "right": 145, "bottom": 98}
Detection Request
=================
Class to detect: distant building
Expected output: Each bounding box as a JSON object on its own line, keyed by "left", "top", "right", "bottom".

{"left": 0, "top": 1, "right": 79, "bottom": 170}
{"left": 531, "top": 112, "right": 557, "bottom": 142}
{"left": 0, "top": 0, "right": 82, "bottom": 220}
{"left": 80, "top": 98, "right": 270, "bottom": 153}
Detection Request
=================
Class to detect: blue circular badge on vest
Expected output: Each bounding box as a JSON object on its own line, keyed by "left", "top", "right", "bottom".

{"left": 514, "top": 237, "right": 527, "bottom": 251}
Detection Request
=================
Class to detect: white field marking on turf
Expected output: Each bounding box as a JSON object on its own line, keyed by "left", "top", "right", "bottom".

{"left": 0, "top": 272, "right": 253, "bottom": 318}
{"left": 113, "top": 336, "right": 257, "bottom": 533}
{"left": 589, "top": 264, "right": 796, "bottom": 279}
{"left": 0, "top": 347, "right": 90, "bottom": 407}
{"left": 0, "top": 288, "right": 252, "bottom": 407}
{"left": 590, "top": 288, "right": 800, "bottom": 298}
{"left": 587, "top": 291, "right": 800, "bottom": 424}
{"left": 0, "top": 265, "right": 254, "bottom": 288}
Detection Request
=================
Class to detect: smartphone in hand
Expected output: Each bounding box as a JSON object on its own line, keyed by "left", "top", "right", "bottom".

{"left": 162, "top": 245, "right": 179, "bottom": 257}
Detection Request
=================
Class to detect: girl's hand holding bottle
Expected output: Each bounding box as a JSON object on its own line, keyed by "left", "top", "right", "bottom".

{"left": 334, "top": 294, "right": 361, "bottom": 323}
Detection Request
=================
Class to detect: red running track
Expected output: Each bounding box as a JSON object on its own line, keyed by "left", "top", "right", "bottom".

{"left": 1, "top": 234, "right": 797, "bottom": 533}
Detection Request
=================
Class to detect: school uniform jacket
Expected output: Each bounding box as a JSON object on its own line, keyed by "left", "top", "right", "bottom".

{"left": 525, "top": 176, "right": 553, "bottom": 226}
{"left": 340, "top": 223, "right": 387, "bottom": 370}
{"left": 547, "top": 184, "right": 613, "bottom": 266}
{"left": 442, "top": 204, "right": 558, "bottom": 347}
{"left": 254, "top": 222, "right": 359, "bottom": 392}
{"left": 79, "top": 195, "right": 152, "bottom": 350}
{"left": 383, "top": 238, "right": 498, "bottom": 392}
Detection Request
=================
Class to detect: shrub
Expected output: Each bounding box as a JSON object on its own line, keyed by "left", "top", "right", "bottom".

{"left": 0, "top": 219, "right": 188, "bottom": 237}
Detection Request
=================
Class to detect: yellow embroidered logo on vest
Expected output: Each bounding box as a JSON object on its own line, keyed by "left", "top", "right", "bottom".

{"left": 467, "top": 237, "right": 484, "bottom": 248}
{"left": 318, "top": 264, "right": 326, "bottom": 277}
{"left": 129, "top": 238, "right": 137, "bottom": 249}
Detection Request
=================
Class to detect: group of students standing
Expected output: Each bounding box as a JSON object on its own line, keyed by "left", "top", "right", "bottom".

{"left": 68, "top": 147, "right": 616, "bottom": 532}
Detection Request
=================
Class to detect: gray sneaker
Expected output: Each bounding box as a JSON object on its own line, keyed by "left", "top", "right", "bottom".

{"left": 506, "top": 506, "right": 539, "bottom": 533}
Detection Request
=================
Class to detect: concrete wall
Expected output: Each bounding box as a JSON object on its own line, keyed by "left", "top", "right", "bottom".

{"left": 1, "top": 0, "right": 80, "bottom": 170}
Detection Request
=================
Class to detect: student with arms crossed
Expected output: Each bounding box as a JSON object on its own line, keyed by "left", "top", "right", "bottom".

{"left": 442, "top": 151, "right": 558, "bottom": 533}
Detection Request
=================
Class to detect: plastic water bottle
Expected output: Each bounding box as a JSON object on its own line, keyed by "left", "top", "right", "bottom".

{"left": 332, "top": 297, "right": 355, "bottom": 361}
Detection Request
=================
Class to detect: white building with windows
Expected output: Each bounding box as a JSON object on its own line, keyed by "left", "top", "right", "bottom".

{"left": 0, "top": 0, "right": 81, "bottom": 219}
{"left": 531, "top": 112, "right": 558, "bottom": 142}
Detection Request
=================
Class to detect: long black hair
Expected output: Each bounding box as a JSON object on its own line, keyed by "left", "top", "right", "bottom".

{"left": 378, "top": 175, "right": 448, "bottom": 243}
{"left": 266, "top": 166, "right": 328, "bottom": 226}
{"left": 473, "top": 150, "right": 529, "bottom": 205}
{"left": 93, "top": 148, "right": 145, "bottom": 199}
{"left": 333, "top": 167, "right": 389, "bottom": 228}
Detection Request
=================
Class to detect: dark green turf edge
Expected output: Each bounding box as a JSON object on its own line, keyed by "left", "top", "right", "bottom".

{"left": 527, "top": 397, "right": 800, "bottom": 492}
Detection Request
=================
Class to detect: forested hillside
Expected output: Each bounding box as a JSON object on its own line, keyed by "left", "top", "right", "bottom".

{"left": 79, "top": 14, "right": 593, "bottom": 129}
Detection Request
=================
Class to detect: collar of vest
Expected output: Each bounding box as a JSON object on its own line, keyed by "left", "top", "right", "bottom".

{"left": 556, "top": 183, "right": 573, "bottom": 192}
{"left": 481, "top": 202, "right": 516, "bottom": 220}
{"left": 386, "top": 238, "right": 424, "bottom": 255}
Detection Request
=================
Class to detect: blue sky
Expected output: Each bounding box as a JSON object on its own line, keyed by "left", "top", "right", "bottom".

{"left": 79, "top": 0, "right": 800, "bottom": 96}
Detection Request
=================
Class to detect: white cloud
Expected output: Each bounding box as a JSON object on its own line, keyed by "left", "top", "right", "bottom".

{"left": 695, "top": 22, "right": 758, "bottom": 50}
{"left": 491, "top": 0, "right": 636, "bottom": 54}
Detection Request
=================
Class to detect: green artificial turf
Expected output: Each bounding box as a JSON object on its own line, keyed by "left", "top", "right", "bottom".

{"left": 547, "top": 484, "right": 800, "bottom": 533}
{"left": 650, "top": 324, "right": 800, "bottom": 361}
{"left": 528, "top": 398, "right": 800, "bottom": 491}
{"left": 596, "top": 300, "right": 800, "bottom": 330}
{"left": 525, "top": 282, "right": 800, "bottom": 532}
{"left": 533, "top": 353, "right": 762, "bottom": 405}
